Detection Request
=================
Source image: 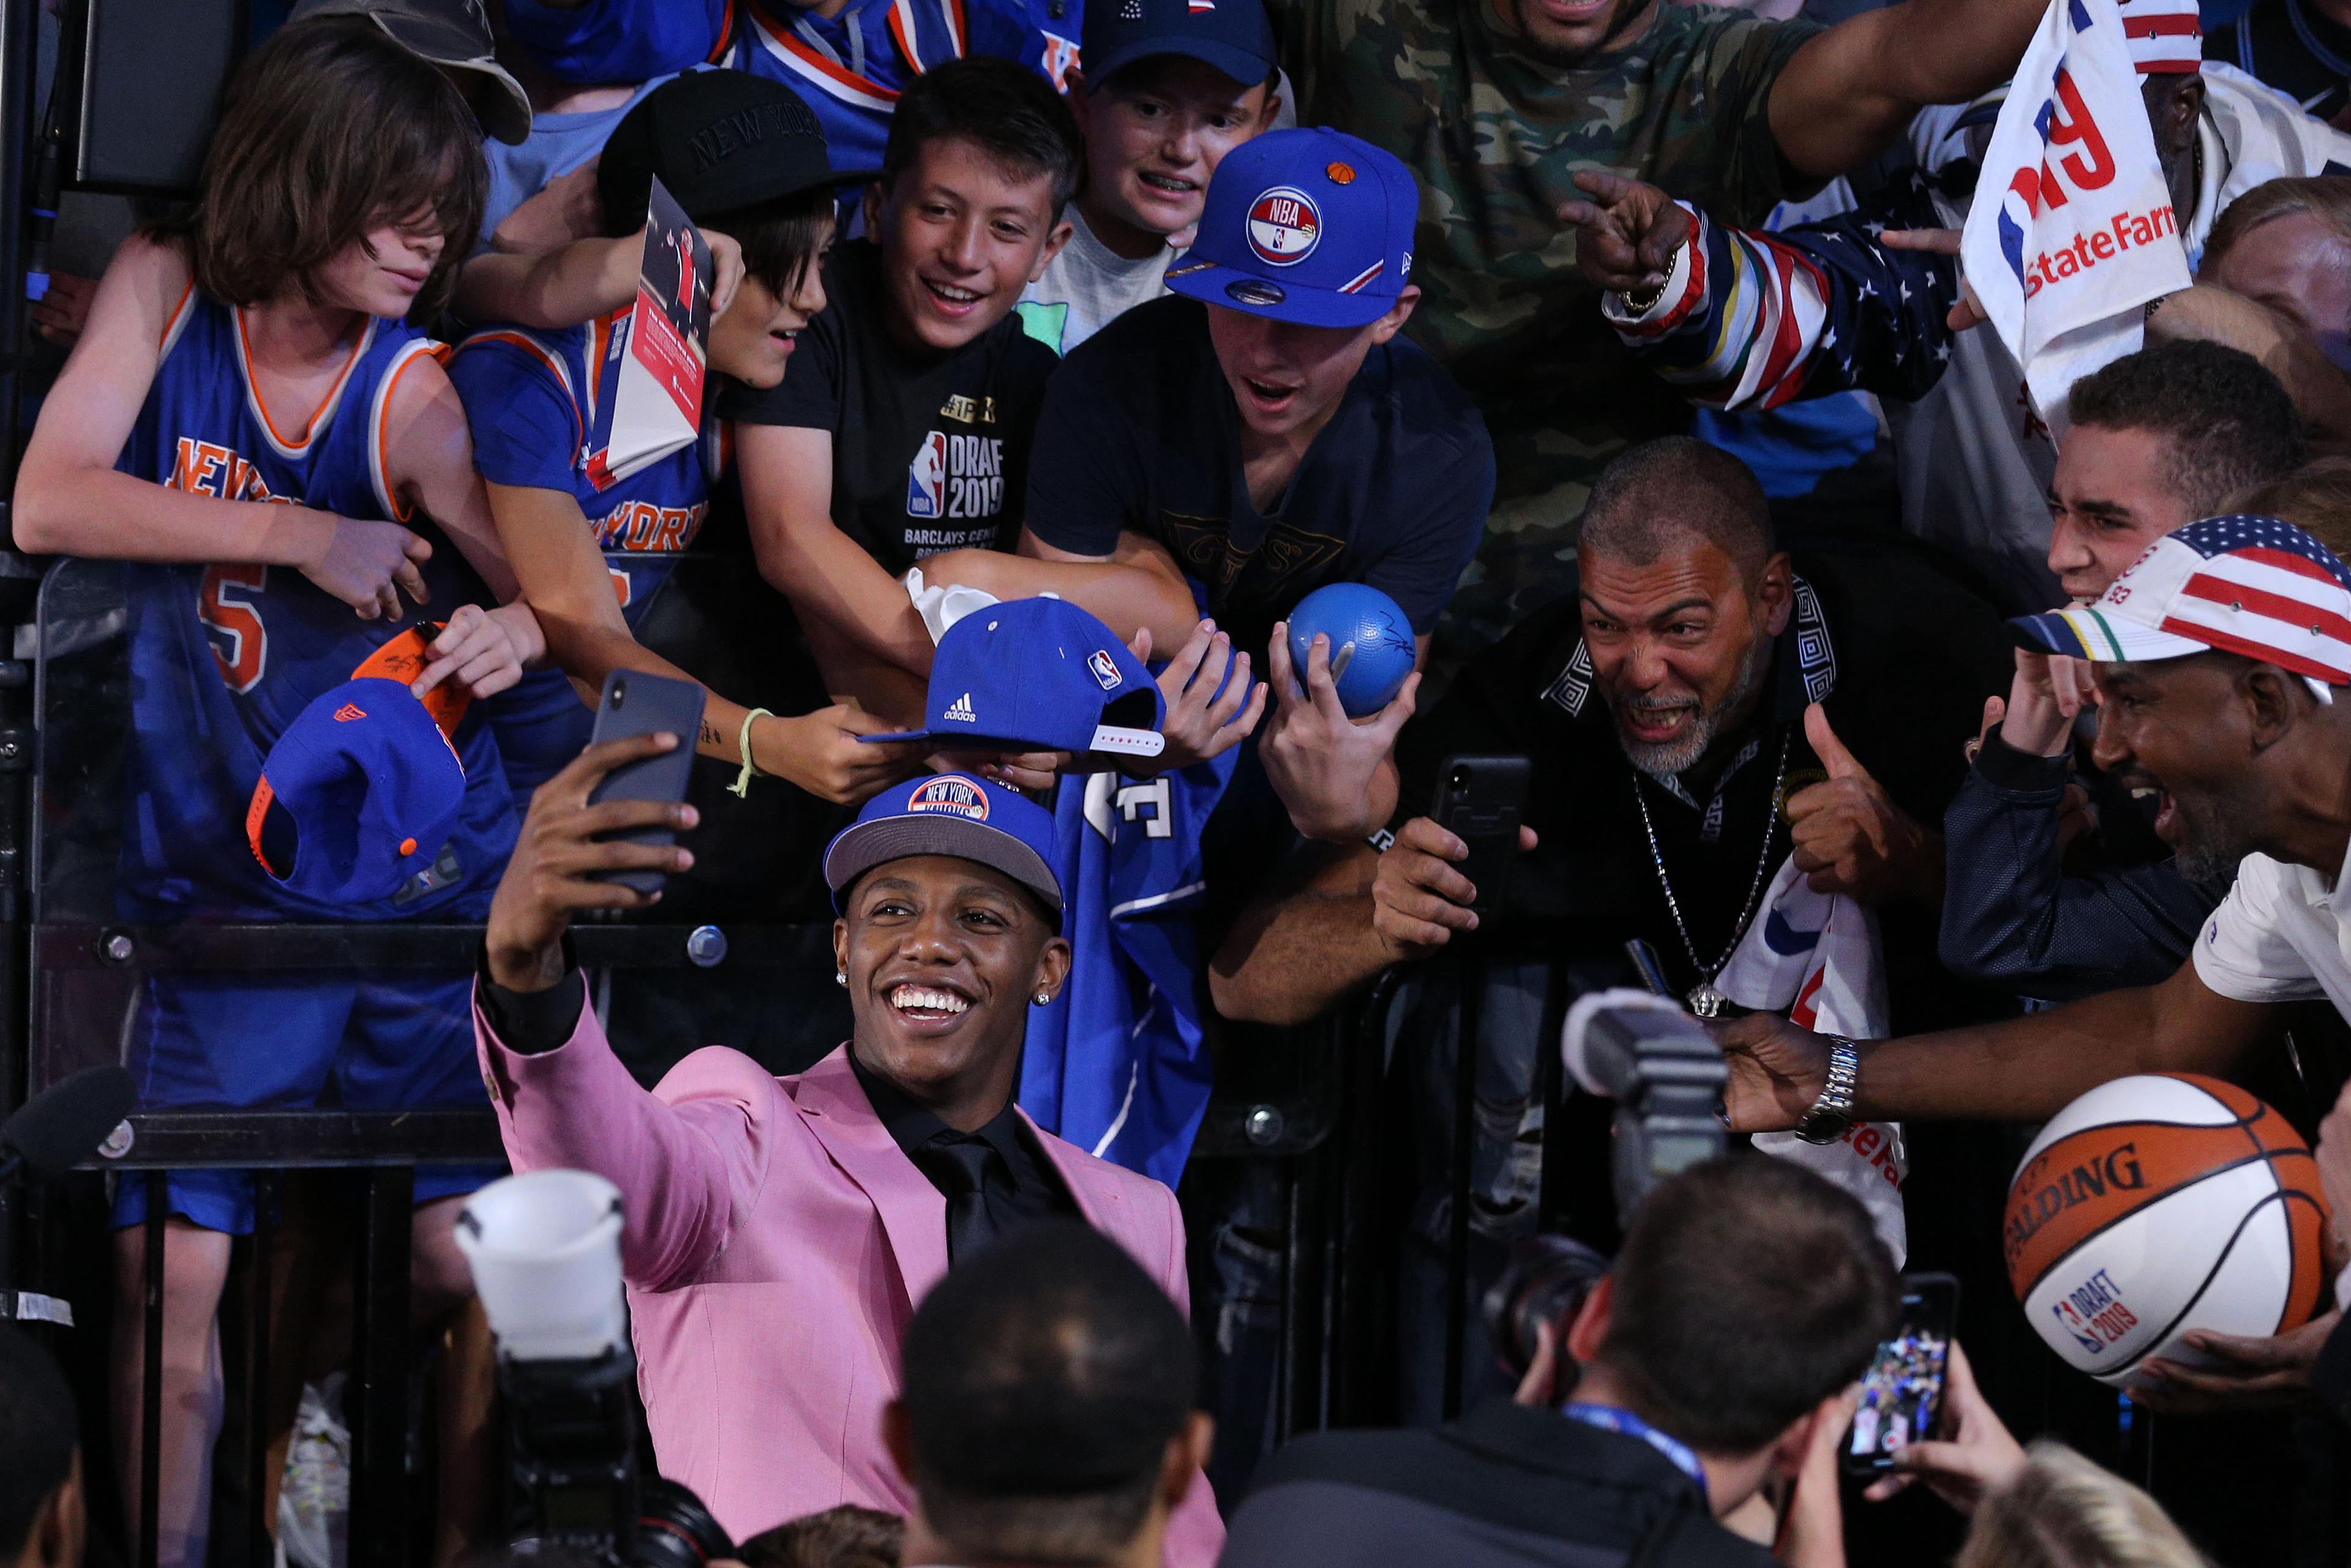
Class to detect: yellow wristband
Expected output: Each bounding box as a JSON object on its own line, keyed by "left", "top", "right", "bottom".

{"left": 730, "top": 708, "right": 775, "bottom": 799}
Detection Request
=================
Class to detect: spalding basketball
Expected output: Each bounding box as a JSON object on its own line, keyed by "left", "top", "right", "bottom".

{"left": 2004, "top": 1073, "right": 2328, "bottom": 1387}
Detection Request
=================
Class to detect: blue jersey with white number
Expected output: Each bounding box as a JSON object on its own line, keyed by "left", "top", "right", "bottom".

{"left": 113, "top": 284, "right": 517, "bottom": 921}
{"left": 1021, "top": 751, "right": 1238, "bottom": 1188}
{"left": 448, "top": 310, "right": 721, "bottom": 798}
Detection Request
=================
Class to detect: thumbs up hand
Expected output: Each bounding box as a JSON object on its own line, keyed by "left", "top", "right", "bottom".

{"left": 1783, "top": 703, "right": 1942, "bottom": 906}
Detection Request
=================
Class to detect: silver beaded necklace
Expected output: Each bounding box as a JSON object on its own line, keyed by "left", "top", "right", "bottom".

{"left": 1631, "top": 724, "right": 1791, "bottom": 1019}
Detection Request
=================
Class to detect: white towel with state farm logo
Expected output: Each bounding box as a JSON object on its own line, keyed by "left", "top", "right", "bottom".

{"left": 1715, "top": 857, "right": 1910, "bottom": 1261}
{"left": 1960, "top": 0, "right": 2193, "bottom": 434}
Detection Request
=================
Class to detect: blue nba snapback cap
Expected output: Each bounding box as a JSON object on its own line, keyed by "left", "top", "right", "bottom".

{"left": 823, "top": 773, "right": 1063, "bottom": 925}
{"left": 1082, "top": 0, "right": 1277, "bottom": 96}
{"left": 1164, "top": 126, "right": 1418, "bottom": 329}
{"left": 246, "top": 677, "right": 466, "bottom": 904}
{"left": 863, "top": 597, "right": 1167, "bottom": 759}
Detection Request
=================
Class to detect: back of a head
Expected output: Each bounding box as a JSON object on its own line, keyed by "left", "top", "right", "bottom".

{"left": 899, "top": 1219, "right": 1196, "bottom": 1564}
{"left": 738, "top": 1506, "right": 904, "bottom": 1568}
{"left": 881, "top": 57, "right": 1084, "bottom": 219}
{"left": 2067, "top": 341, "right": 2306, "bottom": 516}
{"left": 1956, "top": 1442, "right": 2210, "bottom": 1568}
{"left": 0, "top": 1327, "right": 77, "bottom": 1563}
{"left": 1578, "top": 435, "right": 1777, "bottom": 582}
{"left": 2232, "top": 457, "right": 2351, "bottom": 560}
{"left": 1595, "top": 1157, "right": 1898, "bottom": 1454}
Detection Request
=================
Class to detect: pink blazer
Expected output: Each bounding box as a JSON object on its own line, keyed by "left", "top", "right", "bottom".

{"left": 474, "top": 986, "right": 1223, "bottom": 1564}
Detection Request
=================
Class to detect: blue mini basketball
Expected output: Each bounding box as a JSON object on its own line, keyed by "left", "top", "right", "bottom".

{"left": 1286, "top": 582, "right": 1416, "bottom": 716}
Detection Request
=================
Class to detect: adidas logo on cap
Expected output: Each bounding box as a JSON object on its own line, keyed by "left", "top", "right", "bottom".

{"left": 944, "top": 692, "right": 977, "bottom": 723}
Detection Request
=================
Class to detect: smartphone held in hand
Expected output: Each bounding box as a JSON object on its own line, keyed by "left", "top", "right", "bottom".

{"left": 585, "top": 670, "right": 705, "bottom": 896}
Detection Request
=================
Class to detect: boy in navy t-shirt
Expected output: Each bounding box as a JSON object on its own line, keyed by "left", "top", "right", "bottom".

{"left": 1016, "top": 127, "right": 1495, "bottom": 839}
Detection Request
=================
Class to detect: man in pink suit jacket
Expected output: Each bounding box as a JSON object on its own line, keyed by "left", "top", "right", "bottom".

{"left": 470, "top": 740, "right": 1223, "bottom": 1564}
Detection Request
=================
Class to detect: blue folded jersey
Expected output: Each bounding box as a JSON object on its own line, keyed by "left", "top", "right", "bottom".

{"left": 1021, "top": 749, "right": 1239, "bottom": 1189}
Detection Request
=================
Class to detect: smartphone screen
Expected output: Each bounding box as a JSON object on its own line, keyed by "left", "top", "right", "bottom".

{"left": 1843, "top": 1273, "right": 1959, "bottom": 1476}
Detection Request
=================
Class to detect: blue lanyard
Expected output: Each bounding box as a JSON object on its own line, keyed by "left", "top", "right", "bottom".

{"left": 1561, "top": 1403, "right": 1710, "bottom": 1506}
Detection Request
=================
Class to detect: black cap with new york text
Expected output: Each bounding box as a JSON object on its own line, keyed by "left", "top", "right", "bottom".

{"left": 596, "top": 70, "right": 871, "bottom": 236}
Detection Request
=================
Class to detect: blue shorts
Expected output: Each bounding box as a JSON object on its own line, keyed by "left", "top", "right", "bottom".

{"left": 112, "top": 972, "right": 503, "bottom": 1235}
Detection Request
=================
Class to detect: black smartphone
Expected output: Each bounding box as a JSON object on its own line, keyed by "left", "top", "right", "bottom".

{"left": 1428, "top": 754, "right": 1532, "bottom": 918}
{"left": 585, "top": 670, "right": 705, "bottom": 895}
{"left": 1843, "top": 1272, "right": 1960, "bottom": 1476}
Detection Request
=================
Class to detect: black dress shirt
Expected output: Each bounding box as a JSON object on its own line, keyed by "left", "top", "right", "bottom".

{"left": 846, "top": 1048, "right": 1078, "bottom": 1263}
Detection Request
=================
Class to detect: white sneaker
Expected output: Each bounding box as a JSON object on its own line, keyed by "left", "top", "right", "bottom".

{"left": 277, "top": 1373, "right": 349, "bottom": 1568}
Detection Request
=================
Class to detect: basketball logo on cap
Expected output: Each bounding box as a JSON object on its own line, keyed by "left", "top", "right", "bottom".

{"left": 907, "top": 776, "right": 989, "bottom": 821}
{"left": 1247, "top": 187, "right": 1320, "bottom": 266}
{"left": 1087, "top": 650, "right": 1122, "bottom": 691}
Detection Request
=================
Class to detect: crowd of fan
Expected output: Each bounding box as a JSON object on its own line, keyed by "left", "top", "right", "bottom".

{"left": 8, "top": 0, "right": 2351, "bottom": 1562}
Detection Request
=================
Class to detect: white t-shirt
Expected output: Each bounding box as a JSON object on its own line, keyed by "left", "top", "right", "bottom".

{"left": 2191, "top": 839, "right": 2351, "bottom": 1014}
{"left": 1019, "top": 205, "right": 1177, "bottom": 355}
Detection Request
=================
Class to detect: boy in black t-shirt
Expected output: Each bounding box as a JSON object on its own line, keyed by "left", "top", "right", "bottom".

{"left": 730, "top": 58, "right": 1087, "bottom": 725}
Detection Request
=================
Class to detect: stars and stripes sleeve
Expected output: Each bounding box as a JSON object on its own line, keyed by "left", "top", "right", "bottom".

{"left": 1603, "top": 174, "right": 1960, "bottom": 412}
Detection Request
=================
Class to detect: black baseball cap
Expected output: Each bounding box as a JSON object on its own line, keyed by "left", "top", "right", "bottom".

{"left": 287, "top": 0, "right": 531, "bottom": 144}
{"left": 597, "top": 70, "right": 869, "bottom": 236}
{"left": 1081, "top": 0, "right": 1277, "bottom": 96}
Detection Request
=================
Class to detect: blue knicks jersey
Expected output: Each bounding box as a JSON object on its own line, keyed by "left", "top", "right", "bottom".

{"left": 449, "top": 311, "right": 718, "bottom": 797}
{"left": 1020, "top": 751, "right": 1238, "bottom": 1188}
{"left": 114, "top": 287, "right": 517, "bottom": 921}
{"left": 730, "top": 0, "right": 1073, "bottom": 176}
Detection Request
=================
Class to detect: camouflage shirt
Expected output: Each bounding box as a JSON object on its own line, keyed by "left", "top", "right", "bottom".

{"left": 1272, "top": 0, "right": 1820, "bottom": 654}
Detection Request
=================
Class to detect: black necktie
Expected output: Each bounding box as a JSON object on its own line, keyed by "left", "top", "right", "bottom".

{"left": 927, "top": 1135, "right": 1007, "bottom": 1265}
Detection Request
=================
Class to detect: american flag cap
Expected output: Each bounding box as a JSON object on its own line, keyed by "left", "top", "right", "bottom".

{"left": 2118, "top": 0, "right": 2202, "bottom": 74}
{"left": 2009, "top": 515, "right": 2351, "bottom": 684}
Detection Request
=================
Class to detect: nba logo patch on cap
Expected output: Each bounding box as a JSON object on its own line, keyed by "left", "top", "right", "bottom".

{"left": 907, "top": 432, "right": 947, "bottom": 519}
{"left": 1087, "top": 649, "right": 1122, "bottom": 690}
{"left": 1247, "top": 187, "right": 1320, "bottom": 266}
{"left": 907, "top": 775, "right": 990, "bottom": 820}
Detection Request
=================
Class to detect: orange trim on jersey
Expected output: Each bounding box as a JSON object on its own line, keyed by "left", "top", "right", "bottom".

{"left": 887, "top": 0, "right": 964, "bottom": 73}
{"left": 158, "top": 281, "right": 197, "bottom": 351}
{"left": 749, "top": 1, "right": 902, "bottom": 108}
{"left": 234, "top": 307, "right": 372, "bottom": 455}
{"left": 456, "top": 329, "right": 587, "bottom": 450}
{"left": 370, "top": 340, "right": 442, "bottom": 525}
{"left": 708, "top": 0, "right": 737, "bottom": 59}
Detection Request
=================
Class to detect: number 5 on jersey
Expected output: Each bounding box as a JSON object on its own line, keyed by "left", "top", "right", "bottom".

{"left": 199, "top": 564, "right": 269, "bottom": 692}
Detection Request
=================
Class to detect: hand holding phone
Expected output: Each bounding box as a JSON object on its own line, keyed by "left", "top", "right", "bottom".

{"left": 585, "top": 670, "right": 705, "bottom": 896}
{"left": 1428, "top": 754, "right": 1532, "bottom": 918}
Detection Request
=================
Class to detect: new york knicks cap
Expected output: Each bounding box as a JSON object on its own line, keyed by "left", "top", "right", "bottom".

{"left": 2009, "top": 515, "right": 2351, "bottom": 684}
{"left": 1164, "top": 127, "right": 1417, "bottom": 329}
{"left": 598, "top": 70, "right": 866, "bottom": 237}
{"left": 246, "top": 678, "right": 467, "bottom": 905}
{"left": 824, "top": 774, "right": 1063, "bottom": 926}
{"left": 288, "top": 0, "right": 532, "bottom": 143}
{"left": 1082, "top": 0, "right": 1278, "bottom": 97}
{"left": 863, "top": 597, "right": 1167, "bottom": 759}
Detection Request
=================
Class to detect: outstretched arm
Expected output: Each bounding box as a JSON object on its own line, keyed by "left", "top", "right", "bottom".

{"left": 486, "top": 479, "right": 923, "bottom": 804}
{"left": 1767, "top": 0, "right": 2045, "bottom": 178}
{"left": 1714, "top": 958, "right": 2279, "bottom": 1131}
{"left": 478, "top": 735, "right": 772, "bottom": 1288}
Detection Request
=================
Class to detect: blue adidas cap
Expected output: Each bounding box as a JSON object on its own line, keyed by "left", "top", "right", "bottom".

{"left": 1081, "top": 0, "right": 1278, "bottom": 97}
{"left": 1164, "top": 126, "right": 1419, "bottom": 329}
{"left": 246, "top": 677, "right": 466, "bottom": 905}
{"left": 863, "top": 596, "right": 1166, "bottom": 760}
{"left": 823, "top": 773, "right": 1063, "bottom": 926}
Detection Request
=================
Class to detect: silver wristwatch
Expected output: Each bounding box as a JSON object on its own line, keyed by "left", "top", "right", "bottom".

{"left": 1793, "top": 1035, "right": 1862, "bottom": 1145}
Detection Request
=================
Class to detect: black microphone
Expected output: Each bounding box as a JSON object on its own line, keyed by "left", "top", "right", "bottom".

{"left": 0, "top": 1066, "right": 137, "bottom": 1184}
